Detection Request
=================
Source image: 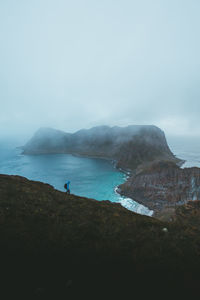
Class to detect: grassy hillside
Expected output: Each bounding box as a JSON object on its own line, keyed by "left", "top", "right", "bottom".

{"left": 1, "top": 174, "right": 200, "bottom": 299}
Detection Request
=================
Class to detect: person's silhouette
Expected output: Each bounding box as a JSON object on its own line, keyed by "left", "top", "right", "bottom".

{"left": 64, "top": 181, "right": 70, "bottom": 194}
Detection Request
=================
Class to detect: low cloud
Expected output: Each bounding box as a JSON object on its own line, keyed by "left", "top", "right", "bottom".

{"left": 1, "top": 0, "right": 200, "bottom": 139}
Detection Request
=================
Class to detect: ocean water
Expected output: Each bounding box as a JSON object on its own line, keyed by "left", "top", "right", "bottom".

{"left": 0, "top": 141, "right": 152, "bottom": 216}
{"left": 1, "top": 136, "right": 197, "bottom": 217}
{"left": 167, "top": 136, "right": 200, "bottom": 168}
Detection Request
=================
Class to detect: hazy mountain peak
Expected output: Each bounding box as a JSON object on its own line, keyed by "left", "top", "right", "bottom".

{"left": 23, "top": 124, "right": 181, "bottom": 169}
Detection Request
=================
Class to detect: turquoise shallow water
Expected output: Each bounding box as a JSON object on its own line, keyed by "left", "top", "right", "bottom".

{"left": 0, "top": 136, "right": 198, "bottom": 217}
{"left": 0, "top": 143, "right": 152, "bottom": 216}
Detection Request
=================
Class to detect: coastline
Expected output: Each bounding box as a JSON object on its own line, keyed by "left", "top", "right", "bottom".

{"left": 112, "top": 162, "right": 154, "bottom": 216}
{"left": 21, "top": 150, "right": 186, "bottom": 217}
{"left": 71, "top": 153, "right": 154, "bottom": 215}
{"left": 114, "top": 158, "right": 187, "bottom": 217}
{"left": 20, "top": 148, "right": 153, "bottom": 216}
{"left": 21, "top": 149, "right": 200, "bottom": 219}
{"left": 21, "top": 126, "right": 183, "bottom": 216}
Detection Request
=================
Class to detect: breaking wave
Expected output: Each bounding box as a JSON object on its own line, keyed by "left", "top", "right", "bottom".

{"left": 114, "top": 187, "right": 153, "bottom": 216}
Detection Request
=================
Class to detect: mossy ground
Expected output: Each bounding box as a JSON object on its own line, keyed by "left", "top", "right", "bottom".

{"left": 1, "top": 174, "right": 200, "bottom": 299}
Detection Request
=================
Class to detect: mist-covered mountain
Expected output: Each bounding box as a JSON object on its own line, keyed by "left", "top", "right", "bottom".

{"left": 23, "top": 125, "right": 181, "bottom": 170}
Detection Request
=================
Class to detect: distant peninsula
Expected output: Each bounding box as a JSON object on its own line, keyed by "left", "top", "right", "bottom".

{"left": 22, "top": 125, "right": 182, "bottom": 170}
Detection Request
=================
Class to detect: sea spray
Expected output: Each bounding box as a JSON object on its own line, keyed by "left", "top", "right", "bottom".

{"left": 114, "top": 187, "right": 153, "bottom": 216}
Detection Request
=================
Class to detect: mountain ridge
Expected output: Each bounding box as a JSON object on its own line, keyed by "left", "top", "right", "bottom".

{"left": 22, "top": 125, "right": 182, "bottom": 170}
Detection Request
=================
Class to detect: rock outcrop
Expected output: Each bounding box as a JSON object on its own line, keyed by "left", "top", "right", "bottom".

{"left": 22, "top": 125, "right": 181, "bottom": 170}
{"left": 118, "top": 161, "right": 200, "bottom": 213}
{"left": 1, "top": 174, "right": 200, "bottom": 298}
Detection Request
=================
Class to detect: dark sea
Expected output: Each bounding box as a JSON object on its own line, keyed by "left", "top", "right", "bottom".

{"left": 167, "top": 136, "right": 200, "bottom": 168}
{"left": 0, "top": 135, "right": 198, "bottom": 216}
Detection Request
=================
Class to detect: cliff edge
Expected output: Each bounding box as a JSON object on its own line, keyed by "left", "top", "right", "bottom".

{"left": 118, "top": 161, "right": 200, "bottom": 214}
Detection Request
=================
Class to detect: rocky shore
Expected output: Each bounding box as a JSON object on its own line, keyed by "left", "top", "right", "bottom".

{"left": 118, "top": 161, "right": 200, "bottom": 215}
{"left": 1, "top": 174, "right": 200, "bottom": 298}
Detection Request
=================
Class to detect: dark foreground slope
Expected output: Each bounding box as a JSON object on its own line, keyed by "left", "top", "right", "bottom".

{"left": 22, "top": 125, "right": 181, "bottom": 170}
{"left": 1, "top": 175, "right": 200, "bottom": 299}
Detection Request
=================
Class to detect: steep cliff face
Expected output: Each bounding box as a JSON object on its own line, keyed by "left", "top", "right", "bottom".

{"left": 118, "top": 161, "right": 200, "bottom": 212}
{"left": 23, "top": 125, "right": 180, "bottom": 170}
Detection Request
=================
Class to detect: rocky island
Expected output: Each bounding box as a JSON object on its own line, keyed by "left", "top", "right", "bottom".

{"left": 1, "top": 174, "right": 200, "bottom": 298}
{"left": 22, "top": 125, "right": 181, "bottom": 170}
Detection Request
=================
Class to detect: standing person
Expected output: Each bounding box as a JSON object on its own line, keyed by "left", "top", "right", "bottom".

{"left": 64, "top": 181, "right": 70, "bottom": 194}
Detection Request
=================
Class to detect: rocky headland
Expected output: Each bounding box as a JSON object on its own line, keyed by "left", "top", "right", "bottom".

{"left": 118, "top": 161, "right": 200, "bottom": 215}
{"left": 22, "top": 125, "right": 181, "bottom": 170}
{"left": 1, "top": 174, "right": 200, "bottom": 298}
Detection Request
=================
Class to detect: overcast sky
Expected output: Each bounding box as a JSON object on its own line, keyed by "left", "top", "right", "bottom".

{"left": 1, "top": 0, "right": 200, "bottom": 139}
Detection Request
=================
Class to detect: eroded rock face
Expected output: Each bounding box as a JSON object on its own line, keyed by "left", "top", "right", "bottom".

{"left": 22, "top": 125, "right": 181, "bottom": 169}
{"left": 118, "top": 161, "right": 200, "bottom": 213}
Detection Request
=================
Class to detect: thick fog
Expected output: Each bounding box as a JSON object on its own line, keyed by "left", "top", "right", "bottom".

{"left": 1, "top": 0, "right": 200, "bottom": 141}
